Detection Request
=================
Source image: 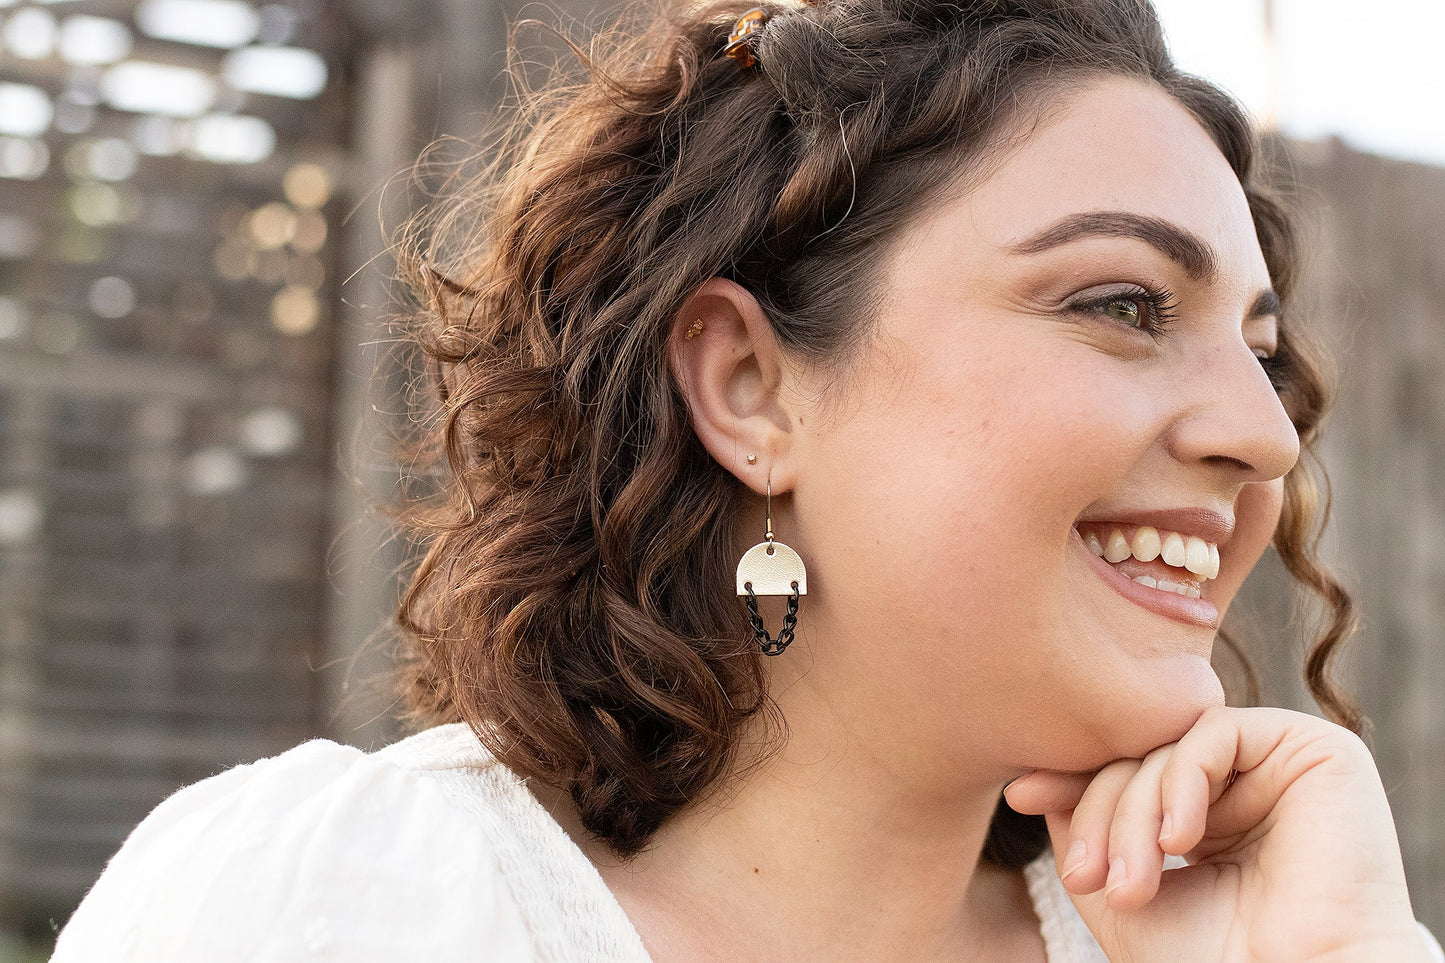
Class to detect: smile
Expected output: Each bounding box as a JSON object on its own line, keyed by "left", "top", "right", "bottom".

{"left": 1073, "top": 522, "right": 1224, "bottom": 627}
{"left": 1078, "top": 524, "right": 1218, "bottom": 594}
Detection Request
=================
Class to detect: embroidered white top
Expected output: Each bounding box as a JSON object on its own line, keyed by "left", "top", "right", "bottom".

{"left": 52, "top": 723, "right": 1444, "bottom": 963}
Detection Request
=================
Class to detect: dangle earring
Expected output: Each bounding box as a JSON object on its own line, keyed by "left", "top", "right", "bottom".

{"left": 735, "top": 478, "right": 806, "bottom": 655}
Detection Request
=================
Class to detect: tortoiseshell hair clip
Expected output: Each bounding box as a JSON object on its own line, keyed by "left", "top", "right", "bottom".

{"left": 723, "top": 7, "right": 769, "bottom": 67}
{"left": 724, "top": 1, "right": 822, "bottom": 69}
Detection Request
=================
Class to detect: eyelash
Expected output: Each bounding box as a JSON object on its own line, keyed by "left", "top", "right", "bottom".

{"left": 1068, "top": 285, "right": 1292, "bottom": 393}
{"left": 1255, "top": 348, "right": 1289, "bottom": 393}
{"left": 1068, "top": 284, "right": 1180, "bottom": 337}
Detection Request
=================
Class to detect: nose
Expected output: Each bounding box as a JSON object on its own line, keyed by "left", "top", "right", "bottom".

{"left": 1166, "top": 338, "right": 1301, "bottom": 483}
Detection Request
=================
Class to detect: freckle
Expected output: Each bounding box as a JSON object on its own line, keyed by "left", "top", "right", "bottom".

{"left": 753, "top": 867, "right": 759, "bottom": 874}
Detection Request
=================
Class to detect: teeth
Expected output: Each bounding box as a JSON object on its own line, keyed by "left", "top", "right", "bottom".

{"left": 1184, "top": 536, "right": 1212, "bottom": 576}
{"left": 1104, "top": 530, "right": 1132, "bottom": 563}
{"left": 1082, "top": 524, "right": 1222, "bottom": 583}
{"left": 1131, "top": 526, "right": 1161, "bottom": 562}
{"left": 1136, "top": 573, "right": 1202, "bottom": 598}
{"left": 1160, "top": 531, "right": 1187, "bottom": 568}
{"left": 1155, "top": 579, "right": 1202, "bottom": 599}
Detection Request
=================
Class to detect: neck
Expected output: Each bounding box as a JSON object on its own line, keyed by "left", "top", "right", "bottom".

{"left": 586, "top": 670, "right": 1045, "bottom": 961}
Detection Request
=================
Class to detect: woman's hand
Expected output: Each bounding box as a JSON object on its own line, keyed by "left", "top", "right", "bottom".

{"left": 1003, "top": 706, "right": 1429, "bottom": 961}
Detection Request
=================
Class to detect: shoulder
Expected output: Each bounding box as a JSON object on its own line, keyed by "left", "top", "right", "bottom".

{"left": 52, "top": 725, "right": 535, "bottom": 962}
{"left": 1423, "top": 922, "right": 1445, "bottom": 963}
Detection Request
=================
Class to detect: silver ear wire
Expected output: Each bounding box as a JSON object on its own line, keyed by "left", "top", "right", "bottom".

{"left": 765, "top": 478, "right": 773, "bottom": 544}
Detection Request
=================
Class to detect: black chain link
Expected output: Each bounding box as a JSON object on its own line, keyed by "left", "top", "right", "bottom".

{"left": 743, "top": 582, "right": 800, "bottom": 656}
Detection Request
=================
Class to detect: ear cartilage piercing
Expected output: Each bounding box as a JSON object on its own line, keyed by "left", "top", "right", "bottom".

{"left": 735, "top": 479, "right": 806, "bottom": 656}
{"left": 685, "top": 318, "right": 705, "bottom": 340}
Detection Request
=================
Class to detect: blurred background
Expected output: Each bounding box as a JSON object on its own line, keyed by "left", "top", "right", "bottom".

{"left": 0, "top": 0, "right": 1439, "bottom": 957}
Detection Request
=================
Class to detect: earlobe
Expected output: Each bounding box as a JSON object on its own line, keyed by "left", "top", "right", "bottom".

{"left": 667, "top": 278, "right": 797, "bottom": 494}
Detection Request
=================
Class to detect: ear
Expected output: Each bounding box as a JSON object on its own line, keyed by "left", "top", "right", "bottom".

{"left": 667, "top": 278, "right": 799, "bottom": 495}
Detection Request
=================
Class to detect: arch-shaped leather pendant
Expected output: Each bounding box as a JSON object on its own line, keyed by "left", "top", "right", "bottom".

{"left": 735, "top": 540, "right": 807, "bottom": 597}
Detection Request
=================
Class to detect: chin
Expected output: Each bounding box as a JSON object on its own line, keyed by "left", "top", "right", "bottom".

{"left": 1029, "top": 656, "right": 1226, "bottom": 772}
{"left": 1108, "top": 656, "right": 1226, "bottom": 759}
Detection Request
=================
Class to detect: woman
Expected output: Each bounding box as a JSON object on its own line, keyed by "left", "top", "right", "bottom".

{"left": 54, "top": 0, "right": 1442, "bottom": 959}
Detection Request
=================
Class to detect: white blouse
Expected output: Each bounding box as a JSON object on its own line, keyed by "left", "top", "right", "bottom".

{"left": 51, "top": 723, "right": 1442, "bottom": 962}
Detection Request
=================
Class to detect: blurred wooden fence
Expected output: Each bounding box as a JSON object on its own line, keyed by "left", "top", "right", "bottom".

{"left": 1237, "top": 137, "right": 1445, "bottom": 935}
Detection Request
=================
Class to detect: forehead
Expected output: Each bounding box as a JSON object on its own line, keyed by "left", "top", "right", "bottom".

{"left": 939, "top": 76, "right": 1267, "bottom": 284}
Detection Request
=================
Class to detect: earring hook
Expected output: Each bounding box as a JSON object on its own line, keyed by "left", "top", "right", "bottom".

{"left": 765, "top": 477, "right": 774, "bottom": 544}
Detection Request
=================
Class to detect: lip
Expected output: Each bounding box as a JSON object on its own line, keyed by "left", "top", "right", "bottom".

{"left": 1075, "top": 506, "right": 1236, "bottom": 549}
{"left": 1071, "top": 527, "right": 1221, "bottom": 628}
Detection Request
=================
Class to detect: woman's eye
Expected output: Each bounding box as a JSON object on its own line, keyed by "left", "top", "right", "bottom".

{"left": 1068, "top": 285, "right": 1178, "bottom": 336}
{"left": 1103, "top": 298, "right": 1143, "bottom": 327}
{"left": 1255, "top": 348, "right": 1288, "bottom": 392}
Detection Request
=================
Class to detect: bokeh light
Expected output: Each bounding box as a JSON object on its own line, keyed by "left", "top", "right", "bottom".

{"left": 3, "top": 8, "right": 57, "bottom": 60}
{"left": 87, "top": 276, "right": 137, "bottom": 319}
{"left": 58, "top": 16, "right": 133, "bottom": 66}
{"left": 101, "top": 61, "right": 217, "bottom": 117}
{"left": 0, "top": 137, "right": 50, "bottom": 179}
{"left": 0, "top": 83, "right": 53, "bottom": 137}
{"left": 283, "top": 162, "right": 331, "bottom": 209}
{"left": 238, "top": 406, "right": 303, "bottom": 456}
{"left": 269, "top": 284, "right": 320, "bottom": 335}
{"left": 184, "top": 446, "right": 249, "bottom": 495}
{"left": 0, "top": 295, "right": 26, "bottom": 339}
{"left": 0, "top": 488, "right": 44, "bottom": 545}
{"left": 222, "top": 45, "right": 328, "bottom": 99}
{"left": 189, "top": 113, "right": 276, "bottom": 164}
{"left": 247, "top": 202, "right": 296, "bottom": 250}
{"left": 136, "top": 0, "right": 259, "bottom": 49}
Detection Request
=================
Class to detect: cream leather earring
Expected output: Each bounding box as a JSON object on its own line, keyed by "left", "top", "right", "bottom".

{"left": 735, "top": 477, "right": 806, "bottom": 655}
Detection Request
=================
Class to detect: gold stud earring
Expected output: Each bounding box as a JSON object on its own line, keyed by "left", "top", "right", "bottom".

{"left": 735, "top": 477, "right": 806, "bottom": 656}
{"left": 685, "top": 318, "right": 705, "bottom": 340}
{"left": 746, "top": 453, "right": 757, "bottom": 465}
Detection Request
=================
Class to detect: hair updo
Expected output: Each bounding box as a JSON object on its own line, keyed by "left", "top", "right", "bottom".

{"left": 393, "top": 0, "right": 1357, "bottom": 861}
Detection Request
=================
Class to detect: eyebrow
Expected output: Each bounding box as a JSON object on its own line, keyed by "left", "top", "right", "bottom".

{"left": 1010, "top": 210, "right": 1220, "bottom": 284}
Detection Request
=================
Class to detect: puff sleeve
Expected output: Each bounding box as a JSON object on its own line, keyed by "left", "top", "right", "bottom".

{"left": 51, "top": 738, "right": 535, "bottom": 962}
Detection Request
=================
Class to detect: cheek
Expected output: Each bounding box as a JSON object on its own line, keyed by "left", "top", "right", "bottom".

{"left": 1215, "top": 478, "right": 1285, "bottom": 615}
{"left": 799, "top": 346, "right": 1158, "bottom": 622}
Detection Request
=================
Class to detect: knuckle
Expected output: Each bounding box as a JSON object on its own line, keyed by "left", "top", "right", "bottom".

{"left": 1320, "top": 723, "right": 1372, "bottom": 761}
{"left": 1142, "top": 743, "right": 1173, "bottom": 767}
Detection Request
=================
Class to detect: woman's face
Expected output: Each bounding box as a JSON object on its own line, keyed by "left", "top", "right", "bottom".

{"left": 779, "top": 76, "right": 1299, "bottom": 776}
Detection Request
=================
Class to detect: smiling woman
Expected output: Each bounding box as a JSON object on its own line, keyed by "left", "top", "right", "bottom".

{"left": 808, "top": 79, "right": 1308, "bottom": 775}
{"left": 50, "top": 0, "right": 1443, "bottom": 961}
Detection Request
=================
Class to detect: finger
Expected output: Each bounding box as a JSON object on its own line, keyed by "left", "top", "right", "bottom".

{"left": 1102, "top": 746, "right": 1172, "bottom": 911}
{"left": 1157, "top": 741, "right": 1220, "bottom": 857}
{"left": 1042, "top": 810, "right": 1112, "bottom": 926}
{"left": 1053, "top": 759, "right": 1141, "bottom": 896}
{"left": 1158, "top": 705, "right": 1371, "bottom": 858}
{"left": 1003, "top": 770, "right": 1095, "bottom": 815}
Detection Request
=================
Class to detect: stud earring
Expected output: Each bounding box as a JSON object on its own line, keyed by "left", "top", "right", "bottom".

{"left": 735, "top": 477, "right": 806, "bottom": 656}
{"left": 746, "top": 453, "right": 757, "bottom": 464}
{"left": 685, "top": 318, "right": 705, "bottom": 340}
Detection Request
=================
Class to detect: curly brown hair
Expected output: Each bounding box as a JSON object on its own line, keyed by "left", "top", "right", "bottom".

{"left": 391, "top": 0, "right": 1358, "bottom": 863}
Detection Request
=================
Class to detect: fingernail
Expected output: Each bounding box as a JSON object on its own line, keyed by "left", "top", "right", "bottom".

{"left": 1158, "top": 811, "right": 1173, "bottom": 844}
{"left": 1060, "top": 839, "right": 1087, "bottom": 881}
{"left": 1105, "top": 857, "right": 1128, "bottom": 900}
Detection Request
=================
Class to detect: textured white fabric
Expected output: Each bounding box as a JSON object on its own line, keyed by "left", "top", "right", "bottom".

{"left": 1023, "top": 855, "right": 1109, "bottom": 962}
{"left": 52, "top": 723, "right": 1443, "bottom": 962}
